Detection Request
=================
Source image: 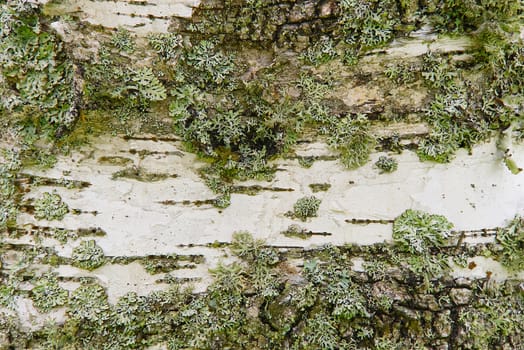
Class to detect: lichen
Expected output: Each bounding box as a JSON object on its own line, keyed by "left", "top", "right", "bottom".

{"left": 392, "top": 209, "right": 455, "bottom": 288}
{"left": 495, "top": 216, "right": 524, "bottom": 272}
{"left": 0, "top": 3, "right": 77, "bottom": 133}
{"left": 393, "top": 209, "right": 453, "bottom": 255}
{"left": 110, "top": 27, "right": 135, "bottom": 53}
{"left": 148, "top": 32, "right": 183, "bottom": 61}
{"left": 33, "top": 192, "right": 69, "bottom": 221}
{"left": 281, "top": 224, "right": 310, "bottom": 239}
{"left": 31, "top": 274, "right": 68, "bottom": 312}
{"left": 375, "top": 156, "right": 398, "bottom": 173}
{"left": 0, "top": 150, "right": 21, "bottom": 229}
{"left": 292, "top": 196, "right": 321, "bottom": 221}
{"left": 1, "top": 227, "right": 524, "bottom": 348}
{"left": 1, "top": 1, "right": 524, "bottom": 348}
{"left": 71, "top": 240, "right": 105, "bottom": 270}
{"left": 68, "top": 282, "right": 110, "bottom": 324}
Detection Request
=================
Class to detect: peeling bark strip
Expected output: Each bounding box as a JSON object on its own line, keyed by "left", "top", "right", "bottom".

{"left": 45, "top": 0, "right": 201, "bottom": 33}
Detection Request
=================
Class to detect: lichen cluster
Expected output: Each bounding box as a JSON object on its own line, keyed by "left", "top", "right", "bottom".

{"left": 0, "top": 0, "right": 521, "bottom": 208}
{"left": 0, "top": 3, "right": 76, "bottom": 135}
{"left": 71, "top": 240, "right": 105, "bottom": 270}
{"left": 1, "top": 213, "right": 524, "bottom": 348}
{"left": 495, "top": 216, "right": 524, "bottom": 272}
{"left": 292, "top": 195, "right": 322, "bottom": 221}
{"left": 31, "top": 274, "right": 69, "bottom": 312}
{"left": 0, "top": 0, "right": 524, "bottom": 348}
{"left": 375, "top": 156, "right": 398, "bottom": 173}
{"left": 33, "top": 191, "right": 69, "bottom": 221}
{"left": 0, "top": 150, "right": 21, "bottom": 230}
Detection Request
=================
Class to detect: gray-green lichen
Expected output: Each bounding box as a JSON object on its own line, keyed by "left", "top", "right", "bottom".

{"left": 0, "top": 150, "right": 21, "bottom": 229}
{"left": 0, "top": 3, "right": 77, "bottom": 133}
{"left": 494, "top": 216, "right": 524, "bottom": 272}
{"left": 393, "top": 209, "right": 453, "bottom": 254}
{"left": 1, "top": 0, "right": 524, "bottom": 348}
{"left": 375, "top": 156, "right": 398, "bottom": 173}
{"left": 33, "top": 192, "right": 69, "bottom": 221}
{"left": 1, "top": 215, "right": 524, "bottom": 348}
{"left": 31, "top": 274, "right": 68, "bottom": 312}
{"left": 292, "top": 195, "right": 322, "bottom": 221}
{"left": 71, "top": 240, "right": 105, "bottom": 270}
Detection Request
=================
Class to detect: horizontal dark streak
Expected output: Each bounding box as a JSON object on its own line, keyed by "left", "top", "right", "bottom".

{"left": 158, "top": 199, "right": 215, "bottom": 206}
{"left": 230, "top": 185, "right": 294, "bottom": 194}
{"left": 121, "top": 149, "right": 184, "bottom": 157}
{"left": 16, "top": 173, "right": 91, "bottom": 189}
{"left": 345, "top": 218, "right": 394, "bottom": 225}
{"left": 122, "top": 135, "right": 179, "bottom": 142}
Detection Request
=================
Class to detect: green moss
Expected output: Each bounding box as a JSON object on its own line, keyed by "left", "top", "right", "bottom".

{"left": 33, "top": 192, "right": 69, "bottom": 221}
{"left": 111, "top": 166, "right": 174, "bottom": 182}
{"left": 309, "top": 183, "right": 331, "bottom": 193}
{"left": 71, "top": 240, "right": 105, "bottom": 270}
